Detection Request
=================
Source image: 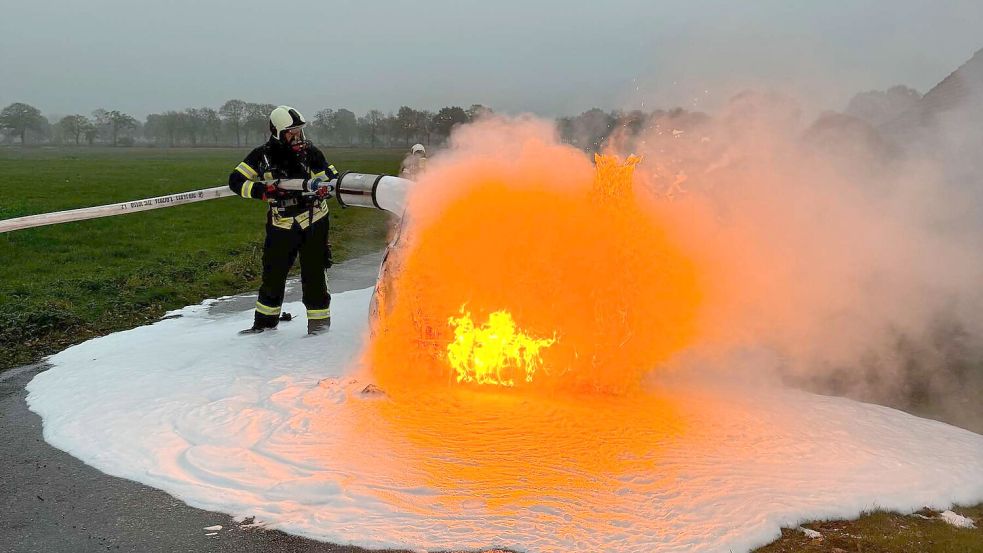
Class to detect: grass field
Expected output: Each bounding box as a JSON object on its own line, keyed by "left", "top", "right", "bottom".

{"left": 0, "top": 146, "right": 398, "bottom": 370}
{"left": 755, "top": 506, "right": 983, "bottom": 552}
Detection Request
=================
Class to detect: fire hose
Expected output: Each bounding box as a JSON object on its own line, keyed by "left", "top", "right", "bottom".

{"left": 0, "top": 172, "right": 413, "bottom": 234}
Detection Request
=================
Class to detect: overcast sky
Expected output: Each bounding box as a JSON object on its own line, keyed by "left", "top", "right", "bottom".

{"left": 1, "top": 0, "right": 981, "bottom": 120}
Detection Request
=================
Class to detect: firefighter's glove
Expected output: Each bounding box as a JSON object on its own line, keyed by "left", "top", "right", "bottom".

{"left": 308, "top": 176, "right": 334, "bottom": 199}
{"left": 263, "top": 181, "right": 288, "bottom": 202}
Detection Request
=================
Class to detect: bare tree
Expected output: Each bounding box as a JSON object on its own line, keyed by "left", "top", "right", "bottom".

{"left": 395, "top": 106, "right": 418, "bottom": 146}
{"left": 57, "top": 114, "right": 93, "bottom": 145}
{"left": 359, "top": 109, "right": 385, "bottom": 148}
{"left": 312, "top": 108, "right": 334, "bottom": 144}
{"left": 145, "top": 111, "right": 182, "bottom": 146}
{"left": 83, "top": 126, "right": 98, "bottom": 145}
{"left": 0, "top": 102, "right": 46, "bottom": 144}
{"left": 558, "top": 108, "right": 616, "bottom": 150}
{"left": 466, "top": 103, "right": 493, "bottom": 121}
{"left": 244, "top": 103, "right": 276, "bottom": 143}
{"left": 162, "top": 112, "right": 182, "bottom": 146}
{"left": 182, "top": 108, "right": 207, "bottom": 146}
{"left": 111, "top": 111, "right": 138, "bottom": 146}
{"left": 219, "top": 99, "right": 247, "bottom": 146}
{"left": 202, "top": 108, "right": 221, "bottom": 144}
{"left": 415, "top": 110, "right": 435, "bottom": 145}
{"left": 91, "top": 109, "right": 109, "bottom": 143}
{"left": 144, "top": 113, "right": 165, "bottom": 145}
{"left": 331, "top": 109, "right": 357, "bottom": 146}
{"left": 93, "top": 109, "right": 138, "bottom": 146}
{"left": 382, "top": 111, "right": 398, "bottom": 147}
{"left": 180, "top": 107, "right": 219, "bottom": 146}
{"left": 433, "top": 106, "right": 469, "bottom": 142}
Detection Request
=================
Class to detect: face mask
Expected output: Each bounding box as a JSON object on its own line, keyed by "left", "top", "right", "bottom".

{"left": 291, "top": 139, "right": 311, "bottom": 153}
{"left": 282, "top": 128, "right": 306, "bottom": 152}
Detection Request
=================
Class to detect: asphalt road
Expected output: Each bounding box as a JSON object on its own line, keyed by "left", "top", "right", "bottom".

{"left": 0, "top": 252, "right": 421, "bottom": 553}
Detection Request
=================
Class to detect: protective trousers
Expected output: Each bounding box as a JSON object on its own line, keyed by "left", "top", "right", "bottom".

{"left": 253, "top": 215, "right": 331, "bottom": 328}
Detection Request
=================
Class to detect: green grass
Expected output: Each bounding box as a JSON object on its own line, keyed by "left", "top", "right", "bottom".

{"left": 755, "top": 505, "right": 983, "bottom": 552}
{"left": 0, "top": 146, "right": 401, "bottom": 370}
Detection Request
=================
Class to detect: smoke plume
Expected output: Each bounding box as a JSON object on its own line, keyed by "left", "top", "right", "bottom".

{"left": 626, "top": 90, "right": 983, "bottom": 425}
{"left": 369, "top": 97, "right": 983, "bottom": 428}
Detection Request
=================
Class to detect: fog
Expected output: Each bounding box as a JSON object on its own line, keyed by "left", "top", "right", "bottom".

{"left": 1, "top": 0, "right": 982, "bottom": 118}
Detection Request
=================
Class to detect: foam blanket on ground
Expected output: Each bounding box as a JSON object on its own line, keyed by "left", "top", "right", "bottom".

{"left": 26, "top": 288, "right": 983, "bottom": 552}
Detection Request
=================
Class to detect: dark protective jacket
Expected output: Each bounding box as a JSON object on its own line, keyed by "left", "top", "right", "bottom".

{"left": 228, "top": 138, "right": 339, "bottom": 229}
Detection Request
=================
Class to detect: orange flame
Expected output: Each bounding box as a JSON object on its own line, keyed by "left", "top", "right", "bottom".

{"left": 447, "top": 306, "right": 557, "bottom": 387}
{"left": 367, "top": 124, "right": 702, "bottom": 396}
{"left": 592, "top": 152, "right": 642, "bottom": 200}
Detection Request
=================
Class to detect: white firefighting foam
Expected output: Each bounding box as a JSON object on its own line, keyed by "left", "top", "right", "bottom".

{"left": 26, "top": 288, "right": 983, "bottom": 553}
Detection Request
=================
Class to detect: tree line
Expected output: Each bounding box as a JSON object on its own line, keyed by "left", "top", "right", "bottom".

{"left": 0, "top": 81, "right": 934, "bottom": 152}
{"left": 0, "top": 99, "right": 714, "bottom": 152}
{"left": 0, "top": 101, "right": 491, "bottom": 148}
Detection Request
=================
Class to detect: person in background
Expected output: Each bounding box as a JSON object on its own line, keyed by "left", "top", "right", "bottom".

{"left": 400, "top": 143, "right": 427, "bottom": 179}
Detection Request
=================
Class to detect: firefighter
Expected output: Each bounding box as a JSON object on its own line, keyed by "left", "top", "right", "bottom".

{"left": 228, "top": 106, "right": 338, "bottom": 335}
{"left": 400, "top": 143, "right": 427, "bottom": 179}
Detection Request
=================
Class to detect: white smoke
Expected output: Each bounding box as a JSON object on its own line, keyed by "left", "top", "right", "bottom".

{"left": 613, "top": 89, "right": 983, "bottom": 430}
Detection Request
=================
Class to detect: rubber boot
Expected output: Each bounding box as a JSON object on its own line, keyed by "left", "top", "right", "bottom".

{"left": 307, "top": 317, "right": 331, "bottom": 335}
{"left": 239, "top": 312, "right": 280, "bottom": 335}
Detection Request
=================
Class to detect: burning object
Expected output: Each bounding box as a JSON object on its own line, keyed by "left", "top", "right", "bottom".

{"left": 364, "top": 122, "right": 703, "bottom": 394}
{"left": 447, "top": 306, "right": 557, "bottom": 387}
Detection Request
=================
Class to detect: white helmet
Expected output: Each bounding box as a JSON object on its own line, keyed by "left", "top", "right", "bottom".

{"left": 269, "top": 105, "right": 307, "bottom": 141}
{"left": 411, "top": 143, "right": 426, "bottom": 155}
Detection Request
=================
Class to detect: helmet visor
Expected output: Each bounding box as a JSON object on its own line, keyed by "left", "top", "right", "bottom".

{"left": 283, "top": 127, "right": 308, "bottom": 152}
{"left": 283, "top": 127, "right": 305, "bottom": 142}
